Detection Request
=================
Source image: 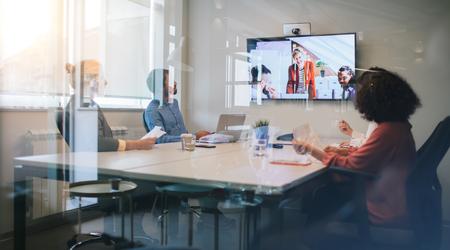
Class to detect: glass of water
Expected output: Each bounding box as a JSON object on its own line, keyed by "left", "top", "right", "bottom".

{"left": 253, "top": 138, "right": 267, "bottom": 156}
{"left": 181, "top": 133, "right": 195, "bottom": 151}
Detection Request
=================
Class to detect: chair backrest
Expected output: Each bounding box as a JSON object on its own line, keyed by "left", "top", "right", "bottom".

{"left": 55, "top": 109, "right": 72, "bottom": 147}
{"left": 143, "top": 111, "right": 150, "bottom": 133}
{"left": 407, "top": 116, "right": 450, "bottom": 250}
{"left": 215, "top": 114, "right": 246, "bottom": 139}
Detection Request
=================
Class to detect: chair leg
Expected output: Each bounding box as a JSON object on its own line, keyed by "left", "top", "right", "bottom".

{"left": 159, "top": 192, "right": 165, "bottom": 245}
{"left": 164, "top": 193, "right": 168, "bottom": 245}
{"left": 252, "top": 207, "right": 261, "bottom": 250}
{"left": 120, "top": 197, "right": 125, "bottom": 239}
{"left": 129, "top": 194, "right": 134, "bottom": 246}
{"left": 188, "top": 209, "right": 194, "bottom": 246}
{"left": 239, "top": 213, "right": 243, "bottom": 250}
{"left": 214, "top": 212, "right": 219, "bottom": 250}
{"left": 246, "top": 209, "right": 251, "bottom": 250}
{"left": 77, "top": 197, "right": 82, "bottom": 234}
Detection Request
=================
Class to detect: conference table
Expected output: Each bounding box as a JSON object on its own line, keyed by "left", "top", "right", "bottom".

{"left": 13, "top": 141, "right": 328, "bottom": 250}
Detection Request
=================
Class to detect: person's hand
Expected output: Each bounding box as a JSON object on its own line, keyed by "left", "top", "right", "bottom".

{"left": 258, "top": 80, "right": 267, "bottom": 90}
{"left": 126, "top": 137, "right": 156, "bottom": 150}
{"left": 292, "top": 139, "right": 309, "bottom": 155}
{"left": 324, "top": 145, "right": 338, "bottom": 153}
{"left": 266, "top": 86, "right": 278, "bottom": 98}
{"left": 195, "top": 130, "right": 211, "bottom": 140}
{"left": 338, "top": 120, "right": 353, "bottom": 136}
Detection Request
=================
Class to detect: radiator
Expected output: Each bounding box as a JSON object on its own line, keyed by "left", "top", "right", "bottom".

{"left": 25, "top": 129, "right": 70, "bottom": 219}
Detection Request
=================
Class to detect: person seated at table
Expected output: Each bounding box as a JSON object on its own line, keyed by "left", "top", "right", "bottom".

{"left": 57, "top": 62, "right": 156, "bottom": 152}
{"left": 293, "top": 66, "right": 421, "bottom": 226}
{"left": 324, "top": 120, "right": 378, "bottom": 156}
{"left": 144, "top": 68, "right": 209, "bottom": 143}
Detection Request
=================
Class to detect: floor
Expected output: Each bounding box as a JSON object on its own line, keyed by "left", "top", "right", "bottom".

{"left": 0, "top": 202, "right": 258, "bottom": 250}
{"left": 1, "top": 200, "right": 449, "bottom": 250}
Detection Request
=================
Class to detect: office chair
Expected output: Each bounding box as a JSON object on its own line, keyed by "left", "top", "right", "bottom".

{"left": 56, "top": 108, "right": 72, "bottom": 148}
{"left": 328, "top": 116, "right": 450, "bottom": 250}
{"left": 143, "top": 111, "right": 150, "bottom": 133}
{"left": 156, "top": 184, "right": 261, "bottom": 250}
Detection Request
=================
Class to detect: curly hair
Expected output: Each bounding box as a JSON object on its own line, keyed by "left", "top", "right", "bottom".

{"left": 355, "top": 67, "right": 421, "bottom": 123}
{"left": 338, "top": 65, "right": 354, "bottom": 77}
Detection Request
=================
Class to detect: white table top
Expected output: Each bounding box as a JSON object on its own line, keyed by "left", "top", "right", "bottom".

{"left": 15, "top": 142, "right": 327, "bottom": 194}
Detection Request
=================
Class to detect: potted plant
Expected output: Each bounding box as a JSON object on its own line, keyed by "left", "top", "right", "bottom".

{"left": 253, "top": 119, "right": 270, "bottom": 140}
{"left": 316, "top": 60, "right": 327, "bottom": 77}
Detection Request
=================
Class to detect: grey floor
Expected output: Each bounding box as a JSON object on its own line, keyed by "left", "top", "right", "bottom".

{"left": 1, "top": 207, "right": 449, "bottom": 250}
{"left": 0, "top": 206, "right": 250, "bottom": 250}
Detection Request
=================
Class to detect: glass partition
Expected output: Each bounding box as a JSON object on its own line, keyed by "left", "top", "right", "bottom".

{"left": 1, "top": 0, "right": 449, "bottom": 249}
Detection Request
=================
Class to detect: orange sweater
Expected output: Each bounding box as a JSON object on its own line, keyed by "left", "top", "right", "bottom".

{"left": 286, "top": 61, "right": 316, "bottom": 98}
{"left": 323, "top": 122, "right": 416, "bottom": 226}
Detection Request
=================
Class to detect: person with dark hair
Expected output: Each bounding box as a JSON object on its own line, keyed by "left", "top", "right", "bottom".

{"left": 286, "top": 49, "right": 316, "bottom": 99}
{"left": 293, "top": 66, "right": 421, "bottom": 226}
{"left": 144, "top": 69, "right": 209, "bottom": 143}
{"left": 338, "top": 65, "right": 356, "bottom": 101}
{"left": 250, "top": 64, "right": 278, "bottom": 99}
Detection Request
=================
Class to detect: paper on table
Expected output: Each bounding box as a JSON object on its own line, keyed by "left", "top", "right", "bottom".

{"left": 270, "top": 159, "right": 311, "bottom": 166}
{"left": 141, "top": 126, "right": 166, "bottom": 140}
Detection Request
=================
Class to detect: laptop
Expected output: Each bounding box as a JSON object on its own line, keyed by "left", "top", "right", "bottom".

{"left": 215, "top": 114, "right": 246, "bottom": 140}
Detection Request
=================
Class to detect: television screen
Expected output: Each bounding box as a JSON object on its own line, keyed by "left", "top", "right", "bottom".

{"left": 247, "top": 33, "right": 356, "bottom": 101}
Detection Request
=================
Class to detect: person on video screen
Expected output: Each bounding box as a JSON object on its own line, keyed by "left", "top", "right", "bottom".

{"left": 338, "top": 66, "right": 356, "bottom": 101}
{"left": 286, "top": 49, "right": 316, "bottom": 99}
{"left": 251, "top": 64, "right": 278, "bottom": 99}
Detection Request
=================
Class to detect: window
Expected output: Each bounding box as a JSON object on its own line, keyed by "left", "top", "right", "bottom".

{"left": 0, "top": 0, "right": 179, "bottom": 109}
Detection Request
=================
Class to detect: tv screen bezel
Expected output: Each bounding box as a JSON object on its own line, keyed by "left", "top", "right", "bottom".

{"left": 246, "top": 32, "right": 357, "bottom": 101}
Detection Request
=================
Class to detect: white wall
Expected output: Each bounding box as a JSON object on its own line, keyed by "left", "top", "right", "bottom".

{"left": 185, "top": 0, "right": 450, "bottom": 219}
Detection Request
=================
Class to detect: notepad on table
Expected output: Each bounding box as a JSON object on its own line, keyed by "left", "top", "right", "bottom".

{"left": 269, "top": 159, "right": 311, "bottom": 167}
{"left": 141, "top": 126, "right": 166, "bottom": 140}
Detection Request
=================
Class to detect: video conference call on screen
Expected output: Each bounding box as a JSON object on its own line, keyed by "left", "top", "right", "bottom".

{"left": 247, "top": 33, "right": 356, "bottom": 101}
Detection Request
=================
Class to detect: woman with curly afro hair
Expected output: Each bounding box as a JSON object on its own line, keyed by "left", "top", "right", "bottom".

{"left": 293, "top": 66, "right": 421, "bottom": 226}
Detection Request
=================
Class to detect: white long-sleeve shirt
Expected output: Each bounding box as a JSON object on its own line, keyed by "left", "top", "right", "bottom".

{"left": 349, "top": 121, "right": 378, "bottom": 147}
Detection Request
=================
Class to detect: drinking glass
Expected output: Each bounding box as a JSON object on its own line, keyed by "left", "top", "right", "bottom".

{"left": 253, "top": 138, "right": 267, "bottom": 156}
{"left": 293, "top": 124, "right": 312, "bottom": 155}
{"left": 184, "top": 135, "right": 196, "bottom": 151}
{"left": 181, "top": 133, "right": 195, "bottom": 151}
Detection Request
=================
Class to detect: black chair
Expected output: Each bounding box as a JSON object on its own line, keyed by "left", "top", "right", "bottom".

{"left": 328, "top": 116, "right": 450, "bottom": 250}
{"left": 56, "top": 109, "right": 72, "bottom": 148}
{"left": 143, "top": 111, "right": 150, "bottom": 133}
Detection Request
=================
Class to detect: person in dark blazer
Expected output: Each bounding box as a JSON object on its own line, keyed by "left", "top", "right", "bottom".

{"left": 57, "top": 62, "right": 156, "bottom": 152}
